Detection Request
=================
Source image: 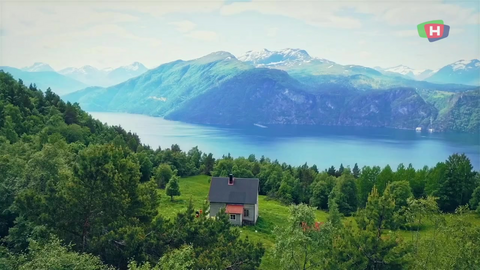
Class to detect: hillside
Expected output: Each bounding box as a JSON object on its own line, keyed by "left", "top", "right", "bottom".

{"left": 63, "top": 50, "right": 479, "bottom": 133}
{"left": 1, "top": 70, "right": 479, "bottom": 270}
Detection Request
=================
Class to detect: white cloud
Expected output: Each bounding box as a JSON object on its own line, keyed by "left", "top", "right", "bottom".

{"left": 220, "top": 1, "right": 362, "bottom": 29}
{"left": 265, "top": 27, "right": 278, "bottom": 37}
{"left": 219, "top": 0, "right": 479, "bottom": 29}
{"left": 169, "top": 20, "right": 197, "bottom": 33}
{"left": 187, "top": 31, "right": 219, "bottom": 41}
{"left": 359, "top": 51, "right": 372, "bottom": 58}
{"left": 358, "top": 40, "right": 367, "bottom": 45}
{"left": 395, "top": 30, "right": 418, "bottom": 38}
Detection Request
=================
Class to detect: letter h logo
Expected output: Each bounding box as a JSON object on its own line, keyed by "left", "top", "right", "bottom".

{"left": 417, "top": 20, "right": 450, "bottom": 42}
{"left": 425, "top": 24, "right": 444, "bottom": 38}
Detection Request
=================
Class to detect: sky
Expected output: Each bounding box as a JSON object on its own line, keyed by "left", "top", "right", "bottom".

{"left": 0, "top": 0, "right": 479, "bottom": 71}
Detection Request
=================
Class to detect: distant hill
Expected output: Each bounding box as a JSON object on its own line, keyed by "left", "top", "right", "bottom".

{"left": 0, "top": 66, "right": 88, "bottom": 95}
{"left": 374, "top": 65, "right": 437, "bottom": 81}
{"left": 59, "top": 62, "right": 148, "bottom": 87}
{"left": 425, "top": 59, "right": 480, "bottom": 86}
{"left": 64, "top": 50, "right": 479, "bottom": 133}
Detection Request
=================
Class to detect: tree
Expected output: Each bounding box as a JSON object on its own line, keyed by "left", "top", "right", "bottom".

{"left": 166, "top": 176, "right": 181, "bottom": 201}
{"left": 327, "top": 166, "right": 336, "bottom": 177}
{"left": 158, "top": 245, "right": 195, "bottom": 270}
{"left": 154, "top": 164, "right": 174, "bottom": 189}
{"left": 437, "top": 154, "right": 477, "bottom": 212}
{"left": 352, "top": 163, "right": 361, "bottom": 179}
{"left": 273, "top": 204, "right": 330, "bottom": 270}
{"left": 7, "top": 237, "right": 113, "bottom": 270}
{"left": 137, "top": 152, "right": 153, "bottom": 182}
{"left": 337, "top": 163, "right": 345, "bottom": 177}
{"left": 357, "top": 165, "right": 380, "bottom": 208}
{"left": 329, "top": 172, "right": 357, "bottom": 216}
{"left": 386, "top": 180, "right": 413, "bottom": 211}
{"left": 469, "top": 186, "right": 480, "bottom": 212}
{"left": 377, "top": 164, "right": 394, "bottom": 195}
{"left": 310, "top": 173, "right": 335, "bottom": 210}
{"left": 334, "top": 186, "right": 411, "bottom": 269}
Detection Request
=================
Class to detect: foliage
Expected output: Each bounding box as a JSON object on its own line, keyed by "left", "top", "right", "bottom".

{"left": 166, "top": 175, "right": 181, "bottom": 201}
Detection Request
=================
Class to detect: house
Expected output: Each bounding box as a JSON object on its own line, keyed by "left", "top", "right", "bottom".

{"left": 208, "top": 174, "right": 259, "bottom": 226}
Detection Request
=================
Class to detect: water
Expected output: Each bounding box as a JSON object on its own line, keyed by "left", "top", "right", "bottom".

{"left": 90, "top": 112, "right": 480, "bottom": 171}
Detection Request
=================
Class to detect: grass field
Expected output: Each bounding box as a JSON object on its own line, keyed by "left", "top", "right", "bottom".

{"left": 157, "top": 175, "right": 480, "bottom": 269}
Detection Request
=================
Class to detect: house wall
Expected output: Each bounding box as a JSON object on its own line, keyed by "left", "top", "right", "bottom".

{"left": 243, "top": 203, "right": 255, "bottom": 222}
{"left": 255, "top": 193, "right": 259, "bottom": 223}
{"left": 209, "top": 202, "right": 226, "bottom": 217}
{"left": 229, "top": 214, "right": 242, "bottom": 226}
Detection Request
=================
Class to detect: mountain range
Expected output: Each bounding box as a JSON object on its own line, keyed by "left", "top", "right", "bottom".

{"left": 58, "top": 62, "right": 148, "bottom": 87}
{"left": 63, "top": 49, "right": 480, "bottom": 133}
{"left": 0, "top": 62, "right": 149, "bottom": 95}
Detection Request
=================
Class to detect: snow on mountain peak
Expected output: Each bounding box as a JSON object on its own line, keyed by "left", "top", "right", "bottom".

{"left": 383, "top": 65, "right": 429, "bottom": 76}
{"left": 22, "top": 62, "right": 55, "bottom": 72}
{"left": 121, "top": 62, "right": 146, "bottom": 71}
{"left": 238, "top": 48, "right": 314, "bottom": 67}
{"left": 451, "top": 59, "right": 479, "bottom": 71}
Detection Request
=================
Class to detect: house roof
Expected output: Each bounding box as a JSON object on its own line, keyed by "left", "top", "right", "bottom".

{"left": 225, "top": 204, "right": 244, "bottom": 214}
{"left": 208, "top": 177, "right": 259, "bottom": 204}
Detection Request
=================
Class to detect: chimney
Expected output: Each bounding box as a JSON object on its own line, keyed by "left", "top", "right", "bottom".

{"left": 228, "top": 174, "right": 234, "bottom": 185}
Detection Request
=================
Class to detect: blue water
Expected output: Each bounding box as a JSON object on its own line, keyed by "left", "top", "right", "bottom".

{"left": 90, "top": 112, "right": 480, "bottom": 171}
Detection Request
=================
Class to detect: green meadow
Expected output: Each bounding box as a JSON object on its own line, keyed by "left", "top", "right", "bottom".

{"left": 158, "top": 175, "right": 480, "bottom": 269}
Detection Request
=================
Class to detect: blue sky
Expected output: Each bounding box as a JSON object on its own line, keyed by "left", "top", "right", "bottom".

{"left": 0, "top": 0, "right": 479, "bottom": 71}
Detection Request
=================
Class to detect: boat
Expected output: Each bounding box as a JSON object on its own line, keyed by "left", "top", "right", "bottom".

{"left": 254, "top": 123, "right": 267, "bottom": 128}
{"left": 415, "top": 127, "right": 422, "bottom": 132}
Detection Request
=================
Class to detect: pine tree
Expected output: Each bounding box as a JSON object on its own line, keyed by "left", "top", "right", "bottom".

{"left": 352, "top": 163, "right": 360, "bottom": 179}
{"left": 166, "top": 175, "right": 181, "bottom": 201}
{"left": 337, "top": 163, "right": 345, "bottom": 177}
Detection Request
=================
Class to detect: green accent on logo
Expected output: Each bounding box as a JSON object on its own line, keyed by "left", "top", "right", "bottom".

{"left": 417, "top": 20, "right": 444, "bottom": 38}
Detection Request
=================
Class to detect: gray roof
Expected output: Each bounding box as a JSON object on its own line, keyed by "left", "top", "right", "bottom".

{"left": 208, "top": 177, "right": 259, "bottom": 204}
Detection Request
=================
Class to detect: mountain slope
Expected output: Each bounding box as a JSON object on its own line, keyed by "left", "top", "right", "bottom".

{"left": 63, "top": 52, "right": 252, "bottom": 115}
{"left": 165, "top": 69, "right": 435, "bottom": 129}
{"left": 425, "top": 59, "right": 480, "bottom": 86}
{"left": 0, "top": 66, "right": 88, "bottom": 95}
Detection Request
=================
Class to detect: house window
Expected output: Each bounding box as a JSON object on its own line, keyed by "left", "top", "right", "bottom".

{"left": 244, "top": 209, "right": 249, "bottom": 217}
{"left": 230, "top": 214, "right": 236, "bottom": 220}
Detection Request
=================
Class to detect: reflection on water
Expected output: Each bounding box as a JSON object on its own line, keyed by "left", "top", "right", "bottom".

{"left": 90, "top": 112, "right": 480, "bottom": 170}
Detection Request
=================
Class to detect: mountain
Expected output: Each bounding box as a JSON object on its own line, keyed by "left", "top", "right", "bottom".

{"left": 238, "top": 48, "right": 322, "bottom": 67}
{"left": 64, "top": 52, "right": 251, "bottom": 114}
{"left": 376, "top": 65, "right": 437, "bottom": 81}
{"left": 64, "top": 50, "right": 479, "bottom": 133}
{"left": 59, "top": 62, "right": 148, "bottom": 87}
{"left": 237, "top": 48, "right": 379, "bottom": 78}
{"left": 0, "top": 66, "right": 88, "bottom": 95}
{"left": 21, "top": 62, "right": 55, "bottom": 72}
{"left": 425, "top": 59, "right": 480, "bottom": 86}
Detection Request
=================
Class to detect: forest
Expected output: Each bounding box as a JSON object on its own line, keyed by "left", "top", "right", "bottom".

{"left": 0, "top": 70, "right": 479, "bottom": 270}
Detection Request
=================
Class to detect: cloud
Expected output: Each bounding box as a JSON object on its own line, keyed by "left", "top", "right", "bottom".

{"left": 359, "top": 51, "right": 372, "bottom": 58}
{"left": 187, "top": 31, "right": 219, "bottom": 41}
{"left": 358, "top": 40, "right": 367, "bottom": 45}
{"left": 169, "top": 20, "right": 197, "bottom": 32}
{"left": 220, "top": 1, "right": 362, "bottom": 29}
{"left": 219, "top": 0, "right": 479, "bottom": 30}
{"left": 265, "top": 27, "right": 278, "bottom": 37}
{"left": 2, "top": 3, "right": 140, "bottom": 37}
{"left": 395, "top": 30, "right": 419, "bottom": 38}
